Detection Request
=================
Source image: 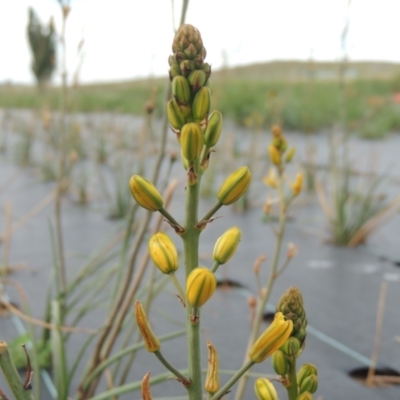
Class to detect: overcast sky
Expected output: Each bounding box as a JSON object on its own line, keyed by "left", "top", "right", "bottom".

{"left": 0, "top": 0, "right": 399, "bottom": 85}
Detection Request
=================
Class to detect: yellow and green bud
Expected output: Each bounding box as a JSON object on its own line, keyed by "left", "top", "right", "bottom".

{"left": 254, "top": 378, "right": 278, "bottom": 400}
{"left": 129, "top": 175, "right": 163, "bottom": 212}
{"left": 202, "top": 62, "right": 212, "bottom": 79}
{"left": 192, "top": 86, "right": 211, "bottom": 122}
{"left": 204, "top": 110, "right": 223, "bottom": 147}
{"left": 180, "top": 123, "right": 203, "bottom": 162}
{"left": 167, "top": 100, "right": 186, "bottom": 131}
{"left": 280, "top": 337, "right": 301, "bottom": 363}
{"left": 186, "top": 267, "right": 217, "bottom": 308}
{"left": 148, "top": 232, "right": 178, "bottom": 274}
{"left": 296, "top": 392, "right": 313, "bottom": 400}
{"left": 249, "top": 312, "right": 293, "bottom": 363}
{"left": 271, "top": 349, "right": 289, "bottom": 375}
{"left": 285, "top": 147, "right": 296, "bottom": 163}
{"left": 299, "top": 375, "right": 318, "bottom": 394}
{"left": 297, "top": 364, "right": 318, "bottom": 387}
{"left": 268, "top": 144, "right": 281, "bottom": 166}
{"left": 188, "top": 69, "right": 207, "bottom": 91}
{"left": 205, "top": 341, "right": 219, "bottom": 393}
{"left": 134, "top": 301, "right": 160, "bottom": 352}
{"left": 169, "top": 65, "right": 181, "bottom": 81}
{"left": 290, "top": 173, "right": 303, "bottom": 196}
{"left": 172, "top": 75, "right": 191, "bottom": 105}
{"left": 213, "top": 226, "right": 242, "bottom": 264}
{"left": 180, "top": 60, "right": 195, "bottom": 76}
{"left": 217, "top": 166, "right": 251, "bottom": 206}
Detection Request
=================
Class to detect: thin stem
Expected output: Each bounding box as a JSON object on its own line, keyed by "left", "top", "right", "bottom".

{"left": 169, "top": 272, "right": 186, "bottom": 305}
{"left": 234, "top": 171, "right": 287, "bottom": 400}
{"left": 159, "top": 207, "right": 183, "bottom": 229}
{"left": 199, "top": 202, "right": 222, "bottom": 224}
{"left": 0, "top": 341, "right": 34, "bottom": 400}
{"left": 210, "top": 360, "right": 255, "bottom": 400}
{"left": 286, "top": 361, "right": 298, "bottom": 400}
{"left": 211, "top": 260, "right": 220, "bottom": 273}
{"left": 154, "top": 351, "right": 190, "bottom": 384}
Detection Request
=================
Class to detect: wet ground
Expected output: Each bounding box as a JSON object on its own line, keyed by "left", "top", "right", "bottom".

{"left": 0, "top": 110, "right": 400, "bottom": 399}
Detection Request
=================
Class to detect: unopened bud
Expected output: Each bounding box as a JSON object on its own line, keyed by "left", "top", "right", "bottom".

{"left": 253, "top": 255, "right": 266, "bottom": 274}
{"left": 287, "top": 243, "right": 299, "bottom": 259}
{"left": 290, "top": 173, "right": 303, "bottom": 196}
{"left": 188, "top": 69, "right": 207, "bottom": 91}
{"left": 181, "top": 123, "right": 203, "bottom": 162}
{"left": 167, "top": 100, "right": 186, "bottom": 131}
{"left": 141, "top": 372, "right": 153, "bottom": 400}
{"left": 271, "top": 349, "right": 289, "bottom": 375}
{"left": 192, "top": 86, "right": 211, "bottom": 122}
{"left": 204, "top": 110, "right": 223, "bottom": 147}
{"left": 254, "top": 378, "right": 278, "bottom": 400}
{"left": 129, "top": 175, "right": 163, "bottom": 212}
{"left": 172, "top": 75, "right": 191, "bottom": 105}
{"left": 280, "top": 337, "right": 301, "bottom": 363}
{"left": 285, "top": 147, "right": 296, "bottom": 163}
{"left": 148, "top": 232, "right": 178, "bottom": 274}
{"left": 205, "top": 341, "right": 219, "bottom": 393}
{"left": 299, "top": 375, "right": 318, "bottom": 394}
{"left": 297, "top": 364, "right": 318, "bottom": 387}
{"left": 249, "top": 312, "right": 293, "bottom": 363}
{"left": 169, "top": 65, "right": 181, "bottom": 81}
{"left": 263, "top": 168, "right": 278, "bottom": 188}
{"left": 181, "top": 148, "right": 189, "bottom": 170}
{"left": 186, "top": 267, "right": 217, "bottom": 308}
{"left": 213, "top": 227, "right": 241, "bottom": 265}
{"left": 134, "top": 301, "right": 160, "bottom": 352}
{"left": 217, "top": 166, "right": 251, "bottom": 206}
{"left": 271, "top": 124, "right": 283, "bottom": 138}
{"left": 296, "top": 392, "right": 313, "bottom": 400}
{"left": 268, "top": 144, "right": 281, "bottom": 166}
{"left": 180, "top": 60, "right": 195, "bottom": 76}
{"left": 202, "top": 62, "right": 212, "bottom": 79}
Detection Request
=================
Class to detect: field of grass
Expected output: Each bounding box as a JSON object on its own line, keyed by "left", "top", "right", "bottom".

{"left": 1, "top": 60, "right": 400, "bottom": 136}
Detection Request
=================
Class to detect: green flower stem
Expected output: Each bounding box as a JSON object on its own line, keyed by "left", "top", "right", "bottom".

{"left": 154, "top": 351, "right": 190, "bottom": 384}
{"left": 169, "top": 272, "right": 187, "bottom": 305}
{"left": 159, "top": 207, "right": 184, "bottom": 231}
{"left": 199, "top": 202, "right": 222, "bottom": 225}
{"left": 234, "top": 173, "right": 287, "bottom": 400}
{"left": 181, "top": 161, "right": 203, "bottom": 399}
{"left": 210, "top": 360, "right": 255, "bottom": 400}
{"left": 211, "top": 260, "right": 220, "bottom": 273}
{"left": 286, "top": 360, "right": 298, "bottom": 400}
{"left": 0, "top": 341, "right": 35, "bottom": 400}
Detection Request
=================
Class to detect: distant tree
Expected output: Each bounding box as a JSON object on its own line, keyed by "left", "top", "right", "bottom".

{"left": 27, "top": 7, "right": 56, "bottom": 88}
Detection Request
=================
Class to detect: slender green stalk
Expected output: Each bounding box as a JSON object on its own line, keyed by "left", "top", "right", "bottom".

{"left": 0, "top": 341, "right": 34, "bottom": 400}
{"left": 210, "top": 360, "right": 255, "bottom": 400}
{"left": 169, "top": 272, "right": 186, "bottom": 304}
{"left": 286, "top": 361, "right": 298, "bottom": 400}
{"left": 234, "top": 173, "right": 287, "bottom": 400}
{"left": 154, "top": 351, "right": 189, "bottom": 383}
{"left": 199, "top": 202, "right": 222, "bottom": 224}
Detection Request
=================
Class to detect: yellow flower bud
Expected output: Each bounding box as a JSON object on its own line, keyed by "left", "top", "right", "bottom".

{"left": 297, "top": 392, "right": 314, "bottom": 400}
{"left": 167, "top": 99, "right": 186, "bottom": 131}
{"left": 297, "top": 363, "right": 318, "bottom": 387}
{"left": 213, "top": 226, "right": 241, "bottom": 264}
{"left": 134, "top": 301, "right": 160, "bottom": 352}
{"left": 188, "top": 69, "right": 207, "bottom": 90}
{"left": 271, "top": 349, "right": 289, "bottom": 375}
{"left": 290, "top": 173, "right": 303, "bottom": 196}
{"left": 249, "top": 312, "right": 293, "bottom": 363}
{"left": 205, "top": 341, "right": 219, "bottom": 393}
{"left": 254, "top": 377, "right": 278, "bottom": 400}
{"left": 263, "top": 168, "right": 278, "bottom": 188}
{"left": 148, "top": 232, "right": 178, "bottom": 274}
{"left": 180, "top": 123, "right": 203, "bottom": 162}
{"left": 268, "top": 144, "right": 281, "bottom": 166}
{"left": 300, "top": 375, "right": 318, "bottom": 395}
{"left": 172, "top": 75, "right": 191, "bottom": 105}
{"left": 204, "top": 110, "right": 223, "bottom": 147}
{"left": 186, "top": 267, "right": 217, "bottom": 308}
{"left": 129, "top": 175, "right": 163, "bottom": 212}
{"left": 217, "top": 166, "right": 251, "bottom": 206}
{"left": 280, "top": 337, "right": 301, "bottom": 363}
{"left": 192, "top": 86, "right": 211, "bottom": 122}
{"left": 181, "top": 148, "right": 189, "bottom": 170}
{"left": 285, "top": 147, "right": 296, "bottom": 163}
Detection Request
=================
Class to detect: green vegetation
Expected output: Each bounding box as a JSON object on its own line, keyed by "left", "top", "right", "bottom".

{"left": 2, "top": 61, "right": 400, "bottom": 136}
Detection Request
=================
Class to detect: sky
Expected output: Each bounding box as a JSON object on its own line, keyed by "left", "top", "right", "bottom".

{"left": 0, "top": 0, "right": 399, "bottom": 85}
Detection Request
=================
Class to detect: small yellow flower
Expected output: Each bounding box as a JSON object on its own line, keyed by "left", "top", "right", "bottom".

{"left": 290, "top": 172, "right": 303, "bottom": 196}
{"left": 186, "top": 267, "right": 217, "bottom": 308}
{"left": 268, "top": 144, "right": 281, "bottom": 166}
{"left": 254, "top": 377, "right": 278, "bottom": 400}
{"left": 217, "top": 166, "right": 251, "bottom": 206}
{"left": 263, "top": 168, "right": 278, "bottom": 188}
{"left": 249, "top": 312, "right": 293, "bottom": 363}
{"left": 148, "top": 232, "right": 178, "bottom": 274}
{"left": 213, "top": 227, "right": 241, "bottom": 264}
{"left": 129, "top": 175, "right": 164, "bottom": 212}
